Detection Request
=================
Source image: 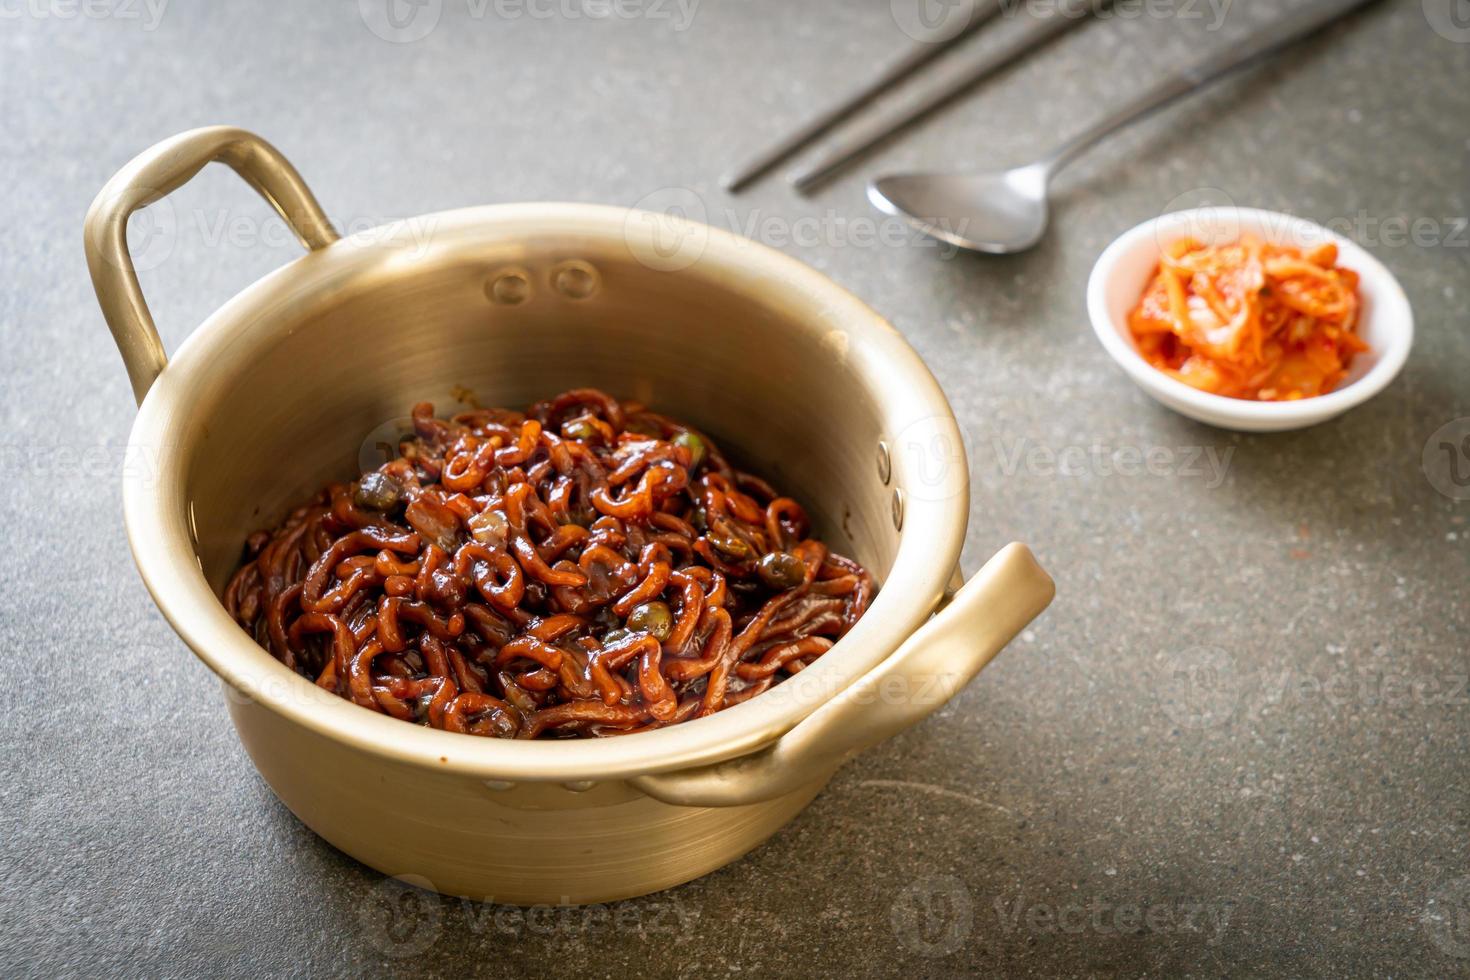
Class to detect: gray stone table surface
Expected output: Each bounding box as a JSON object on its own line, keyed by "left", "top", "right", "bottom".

{"left": 2, "top": 0, "right": 1467, "bottom": 976}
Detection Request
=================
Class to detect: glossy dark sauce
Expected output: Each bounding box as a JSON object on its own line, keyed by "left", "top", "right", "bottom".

{"left": 225, "top": 388, "right": 874, "bottom": 739}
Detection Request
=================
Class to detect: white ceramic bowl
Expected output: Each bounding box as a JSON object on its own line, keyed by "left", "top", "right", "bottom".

{"left": 1087, "top": 207, "right": 1413, "bottom": 432}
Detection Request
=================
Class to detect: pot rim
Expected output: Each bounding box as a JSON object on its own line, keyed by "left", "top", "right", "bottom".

{"left": 122, "top": 202, "right": 969, "bottom": 783}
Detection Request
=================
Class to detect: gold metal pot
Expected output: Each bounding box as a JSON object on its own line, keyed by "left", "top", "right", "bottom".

{"left": 86, "top": 127, "right": 1055, "bottom": 906}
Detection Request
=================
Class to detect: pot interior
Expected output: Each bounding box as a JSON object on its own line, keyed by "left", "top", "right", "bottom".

{"left": 179, "top": 218, "right": 903, "bottom": 599}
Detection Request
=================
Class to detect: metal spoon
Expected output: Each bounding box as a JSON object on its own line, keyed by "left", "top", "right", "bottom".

{"left": 868, "top": 0, "right": 1382, "bottom": 255}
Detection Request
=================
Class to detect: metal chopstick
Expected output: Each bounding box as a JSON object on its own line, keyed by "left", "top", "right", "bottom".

{"left": 721, "top": 3, "right": 1003, "bottom": 193}
{"left": 789, "top": 2, "right": 1109, "bottom": 193}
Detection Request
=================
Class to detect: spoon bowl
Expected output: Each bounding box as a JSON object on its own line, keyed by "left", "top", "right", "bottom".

{"left": 868, "top": 164, "right": 1050, "bottom": 255}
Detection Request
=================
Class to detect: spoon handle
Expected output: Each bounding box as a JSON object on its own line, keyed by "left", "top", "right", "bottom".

{"left": 1042, "top": 0, "right": 1384, "bottom": 174}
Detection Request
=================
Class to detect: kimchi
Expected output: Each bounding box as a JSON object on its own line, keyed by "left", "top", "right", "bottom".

{"left": 1128, "top": 235, "right": 1368, "bottom": 401}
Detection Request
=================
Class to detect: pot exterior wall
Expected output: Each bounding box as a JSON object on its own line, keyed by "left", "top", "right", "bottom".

{"left": 227, "top": 684, "right": 831, "bottom": 905}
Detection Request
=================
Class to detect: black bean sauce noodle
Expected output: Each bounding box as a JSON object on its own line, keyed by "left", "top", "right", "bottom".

{"left": 224, "top": 389, "right": 874, "bottom": 739}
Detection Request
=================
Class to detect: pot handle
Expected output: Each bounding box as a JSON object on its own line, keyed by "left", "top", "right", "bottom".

{"left": 84, "top": 126, "right": 339, "bottom": 405}
{"left": 630, "top": 542, "right": 1055, "bottom": 808}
